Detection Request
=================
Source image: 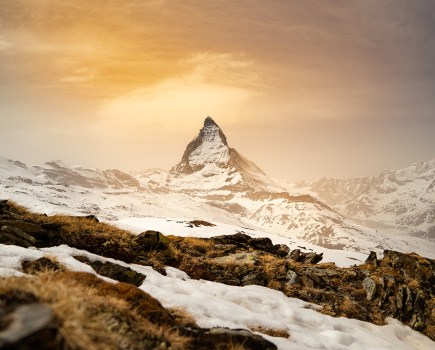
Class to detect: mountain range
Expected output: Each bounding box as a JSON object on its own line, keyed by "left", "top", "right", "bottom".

{"left": 1, "top": 117, "right": 434, "bottom": 258}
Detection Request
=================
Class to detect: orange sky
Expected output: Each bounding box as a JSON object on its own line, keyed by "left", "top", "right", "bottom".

{"left": 1, "top": 0, "right": 434, "bottom": 180}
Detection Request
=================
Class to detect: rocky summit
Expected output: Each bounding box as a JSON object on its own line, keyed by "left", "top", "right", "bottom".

{"left": 169, "top": 116, "right": 279, "bottom": 192}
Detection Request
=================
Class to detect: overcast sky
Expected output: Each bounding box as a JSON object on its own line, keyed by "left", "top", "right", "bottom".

{"left": 1, "top": 0, "right": 434, "bottom": 181}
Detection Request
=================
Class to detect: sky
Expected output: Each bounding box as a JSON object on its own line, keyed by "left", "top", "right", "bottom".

{"left": 0, "top": 0, "right": 434, "bottom": 181}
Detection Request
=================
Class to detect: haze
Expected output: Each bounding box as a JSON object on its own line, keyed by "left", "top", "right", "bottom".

{"left": 1, "top": 0, "right": 434, "bottom": 181}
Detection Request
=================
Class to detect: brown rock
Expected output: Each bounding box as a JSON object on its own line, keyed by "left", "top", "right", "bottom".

{"left": 0, "top": 303, "right": 62, "bottom": 349}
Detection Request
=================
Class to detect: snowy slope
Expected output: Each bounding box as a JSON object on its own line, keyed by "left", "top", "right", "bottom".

{"left": 1, "top": 243, "right": 433, "bottom": 350}
{"left": 307, "top": 159, "right": 435, "bottom": 239}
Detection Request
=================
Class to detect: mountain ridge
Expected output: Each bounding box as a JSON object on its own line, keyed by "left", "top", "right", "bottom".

{"left": 305, "top": 158, "right": 435, "bottom": 239}
{"left": 1, "top": 118, "right": 434, "bottom": 258}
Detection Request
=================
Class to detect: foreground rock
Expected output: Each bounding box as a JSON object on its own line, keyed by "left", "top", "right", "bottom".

{"left": 74, "top": 256, "right": 146, "bottom": 286}
{"left": 0, "top": 304, "right": 62, "bottom": 350}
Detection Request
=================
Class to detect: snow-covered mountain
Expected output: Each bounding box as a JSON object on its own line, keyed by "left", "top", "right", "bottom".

{"left": 1, "top": 117, "right": 434, "bottom": 258}
{"left": 169, "top": 116, "right": 283, "bottom": 192}
{"left": 306, "top": 159, "right": 435, "bottom": 239}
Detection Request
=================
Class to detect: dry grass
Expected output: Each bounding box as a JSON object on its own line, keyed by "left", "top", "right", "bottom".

{"left": 249, "top": 326, "right": 290, "bottom": 338}
{"left": 167, "top": 307, "right": 198, "bottom": 328}
{"left": 5, "top": 201, "right": 138, "bottom": 262}
{"left": 45, "top": 215, "right": 135, "bottom": 260}
{"left": 0, "top": 271, "right": 192, "bottom": 350}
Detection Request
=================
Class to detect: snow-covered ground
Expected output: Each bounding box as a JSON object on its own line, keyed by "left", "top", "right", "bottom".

{"left": 0, "top": 243, "right": 432, "bottom": 349}
{"left": 114, "top": 217, "right": 368, "bottom": 267}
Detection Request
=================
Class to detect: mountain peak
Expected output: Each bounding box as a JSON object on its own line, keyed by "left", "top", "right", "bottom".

{"left": 204, "top": 116, "right": 218, "bottom": 128}
{"left": 170, "top": 117, "right": 277, "bottom": 192}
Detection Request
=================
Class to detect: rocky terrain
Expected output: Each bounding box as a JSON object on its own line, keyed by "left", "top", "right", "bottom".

{"left": 0, "top": 200, "right": 434, "bottom": 349}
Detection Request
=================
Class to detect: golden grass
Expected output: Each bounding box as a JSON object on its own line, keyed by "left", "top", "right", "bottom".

{"left": 249, "top": 326, "right": 290, "bottom": 338}
{"left": 48, "top": 215, "right": 135, "bottom": 260}
{"left": 0, "top": 272, "right": 192, "bottom": 350}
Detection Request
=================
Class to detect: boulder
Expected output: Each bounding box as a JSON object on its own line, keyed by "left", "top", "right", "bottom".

{"left": 272, "top": 244, "right": 290, "bottom": 257}
{"left": 0, "top": 221, "right": 47, "bottom": 240}
{"left": 74, "top": 256, "right": 146, "bottom": 286}
{"left": 289, "top": 249, "right": 323, "bottom": 264}
{"left": 213, "top": 252, "right": 259, "bottom": 265}
{"left": 134, "top": 230, "right": 169, "bottom": 251}
{"left": 362, "top": 277, "right": 377, "bottom": 301}
{"left": 1, "top": 226, "right": 36, "bottom": 246}
{"left": 249, "top": 237, "right": 274, "bottom": 251}
{"left": 0, "top": 303, "right": 62, "bottom": 349}
{"left": 286, "top": 270, "right": 299, "bottom": 286}
{"left": 22, "top": 257, "right": 66, "bottom": 274}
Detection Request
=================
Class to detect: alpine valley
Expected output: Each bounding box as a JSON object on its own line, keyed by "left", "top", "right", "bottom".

{"left": 1, "top": 117, "right": 434, "bottom": 259}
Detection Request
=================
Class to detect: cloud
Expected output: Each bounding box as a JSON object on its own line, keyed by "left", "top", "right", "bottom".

{"left": 0, "top": 39, "right": 12, "bottom": 51}
{"left": 97, "top": 53, "right": 258, "bottom": 134}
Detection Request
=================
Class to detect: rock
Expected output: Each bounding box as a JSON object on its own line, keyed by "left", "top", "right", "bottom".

{"left": 289, "top": 249, "right": 323, "bottom": 264}
{"left": 365, "top": 251, "right": 378, "bottom": 267}
{"left": 22, "top": 257, "right": 66, "bottom": 274}
{"left": 1, "top": 226, "right": 36, "bottom": 245}
{"left": 0, "top": 230, "right": 33, "bottom": 248}
{"left": 272, "top": 244, "right": 290, "bottom": 257}
{"left": 213, "top": 252, "right": 259, "bottom": 265}
{"left": 362, "top": 277, "right": 377, "bottom": 301}
{"left": 196, "top": 327, "right": 277, "bottom": 350}
{"left": 301, "top": 272, "right": 324, "bottom": 288}
{"left": 0, "top": 221, "right": 47, "bottom": 240}
{"left": 0, "top": 303, "right": 62, "bottom": 349}
{"left": 289, "top": 249, "right": 301, "bottom": 262}
{"left": 74, "top": 256, "right": 146, "bottom": 286}
{"left": 249, "top": 237, "right": 274, "bottom": 251}
{"left": 212, "top": 233, "right": 251, "bottom": 248}
{"left": 187, "top": 220, "right": 215, "bottom": 228}
{"left": 304, "top": 252, "right": 323, "bottom": 264}
{"left": 286, "top": 270, "right": 299, "bottom": 286}
{"left": 241, "top": 273, "right": 266, "bottom": 286}
{"left": 134, "top": 230, "right": 169, "bottom": 251}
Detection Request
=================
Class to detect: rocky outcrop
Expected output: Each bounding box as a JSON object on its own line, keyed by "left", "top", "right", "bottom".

{"left": 74, "top": 256, "right": 146, "bottom": 286}
{"left": 168, "top": 234, "right": 435, "bottom": 340}
{"left": 288, "top": 249, "right": 323, "bottom": 264}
